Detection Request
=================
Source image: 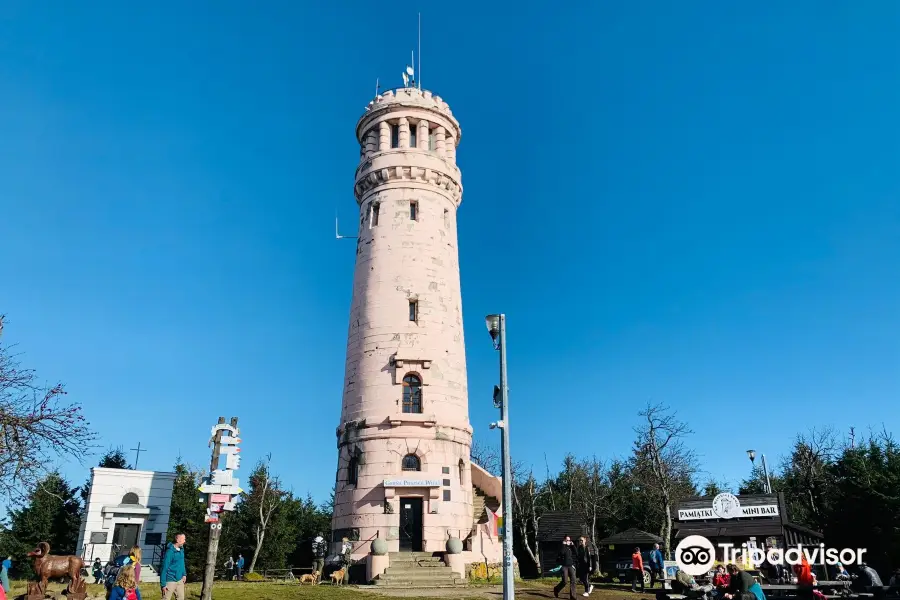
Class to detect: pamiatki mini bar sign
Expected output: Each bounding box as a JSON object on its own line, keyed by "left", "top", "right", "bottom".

{"left": 677, "top": 493, "right": 779, "bottom": 521}
{"left": 383, "top": 478, "right": 442, "bottom": 487}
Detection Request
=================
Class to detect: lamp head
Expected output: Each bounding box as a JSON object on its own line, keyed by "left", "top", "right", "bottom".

{"left": 746, "top": 449, "right": 756, "bottom": 462}
{"left": 485, "top": 315, "right": 501, "bottom": 343}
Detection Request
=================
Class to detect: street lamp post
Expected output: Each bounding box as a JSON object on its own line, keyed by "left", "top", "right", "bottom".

{"left": 486, "top": 314, "right": 514, "bottom": 600}
{"left": 746, "top": 449, "right": 772, "bottom": 494}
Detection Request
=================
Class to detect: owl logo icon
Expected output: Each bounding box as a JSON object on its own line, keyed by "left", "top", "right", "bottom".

{"left": 675, "top": 535, "right": 716, "bottom": 576}
{"left": 712, "top": 493, "right": 742, "bottom": 519}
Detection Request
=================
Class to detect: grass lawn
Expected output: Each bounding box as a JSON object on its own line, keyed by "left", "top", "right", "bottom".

{"left": 7, "top": 578, "right": 657, "bottom": 600}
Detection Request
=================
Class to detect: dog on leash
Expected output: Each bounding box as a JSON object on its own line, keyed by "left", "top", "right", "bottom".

{"left": 299, "top": 572, "right": 319, "bottom": 585}
{"left": 330, "top": 568, "right": 346, "bottom": 585}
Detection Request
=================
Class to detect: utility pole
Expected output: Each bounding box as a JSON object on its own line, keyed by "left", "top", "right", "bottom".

{"left": 200, "top": 416, "right": 241, "bottom": 600}
{"left": 485, "top": 314, "right": 514, "bottom": 600}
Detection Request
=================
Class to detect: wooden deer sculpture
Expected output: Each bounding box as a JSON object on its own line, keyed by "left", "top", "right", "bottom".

{"left": 27, "top": 542, "right": 86, "bottom": 595}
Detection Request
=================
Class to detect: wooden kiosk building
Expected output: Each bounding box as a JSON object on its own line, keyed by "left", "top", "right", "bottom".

{"left": 674, "top": 492, "right": 823, "bottom": 559}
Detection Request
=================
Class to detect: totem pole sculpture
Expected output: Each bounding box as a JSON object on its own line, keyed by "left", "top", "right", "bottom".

{"left": 25, "top": 542, "right": 87, "bottom": 600}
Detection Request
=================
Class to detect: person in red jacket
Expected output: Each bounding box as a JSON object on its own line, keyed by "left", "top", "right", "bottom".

{"left": 632, "top": 547, "right": 645, "bottom": 593}
{"left": 714, "top": 564, "right": 732, "bottom": 590}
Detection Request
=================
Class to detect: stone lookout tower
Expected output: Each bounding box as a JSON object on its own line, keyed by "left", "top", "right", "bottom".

{"left": 332, "top": 81, "right": 504, "bottom": 569}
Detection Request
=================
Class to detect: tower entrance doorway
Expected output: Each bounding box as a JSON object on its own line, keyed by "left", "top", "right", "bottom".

{"left": 399, "top": 497, "right": 423, "bottom": 552}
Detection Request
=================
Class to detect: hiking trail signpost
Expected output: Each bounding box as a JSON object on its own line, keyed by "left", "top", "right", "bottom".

{"left": 199, "top": 416, "right": 242, "bottom": 600}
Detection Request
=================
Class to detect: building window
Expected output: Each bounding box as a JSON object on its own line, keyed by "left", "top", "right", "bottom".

{"left": 402, "top": 454, "right": 421, "bottom": 471}
{"left": 391, "top": 124, "right": 399, "bottom": 148}
{"left": 428, "top": 133, "right": 435, "bottom": 151}
{"left": 410, "top": 124, "right": 417, "bottom": 148}
{"left": 145, "top": 533, "right": 162, "bottom": 546}
{"left": 348, "top": 455, "right": 359, "bottom": 486}
{"left": 370, "top": 202, "right": 380, "bottom": 227}
{"left": 121, "top": 492, "right": 139, "bottom": 505}
{"left": 402, "top": 374, "right": 422, "bottom": 413}
{"left": 443, "top": 490, "right": 451, "bottom": 502}
{"left": 443, "top": 208, "right": 449, "bottom": 227}
{"left": 409, "top": 300, "right": 417, "bottom": 322}
{"left": 459, "top": 459, "right": 465, "bottom": 485}
{"left": 410, "top": 201, "right": 418, "bottom": 221}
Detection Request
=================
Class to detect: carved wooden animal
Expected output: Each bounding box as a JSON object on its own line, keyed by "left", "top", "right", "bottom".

{"left": 27, "top": 542, "right": 86, "bottom": 593}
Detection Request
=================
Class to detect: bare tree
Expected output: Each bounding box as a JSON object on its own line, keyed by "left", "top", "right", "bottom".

{"left": 511, "top": 470, "right": 545, "bottom": 573}
{"left": 0, "top": 315, "right": 96, "bottom": 499}
{"left": 632, "top": 403, "right": 698, "bottom": 556}
{"left": 249, "top": 455, "right": 283, "bottom": 573}
{"left": 780, "top": 427, "right": 838, "bottom": 530}
{"left": 471, "top": 439, "right": 500, "bottom": 475}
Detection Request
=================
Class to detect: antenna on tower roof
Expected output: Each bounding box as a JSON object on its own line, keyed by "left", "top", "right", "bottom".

{"left": 418, "top": 13, "right": 422, "bottom": 89}
{"left": 336, "top": 215, "right": 357, "bottom": 240}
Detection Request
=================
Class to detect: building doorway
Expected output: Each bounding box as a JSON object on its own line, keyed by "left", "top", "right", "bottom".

{"left": 399, "top": 497, "right": 423, "bottom": 552}
{"left": 111, "top": 523, "right": 141, "bottom": 559}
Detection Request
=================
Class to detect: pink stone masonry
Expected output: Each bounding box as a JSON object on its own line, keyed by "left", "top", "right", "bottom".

{"left": 333, "top": 87, "right": 502, "bottom": 565}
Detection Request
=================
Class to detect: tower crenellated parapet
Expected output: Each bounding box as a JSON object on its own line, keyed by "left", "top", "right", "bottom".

{"left": 354, "top": 87, "right": 462, "bottom": 206}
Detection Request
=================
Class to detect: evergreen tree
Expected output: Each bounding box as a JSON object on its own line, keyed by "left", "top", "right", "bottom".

{"left": 0, "top": 472, "right": 81, "bottom": 576}
{"left": 166, "top": 460, "right": 208, "bottom": 581}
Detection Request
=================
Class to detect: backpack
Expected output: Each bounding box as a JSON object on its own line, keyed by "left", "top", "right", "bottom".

{"left": 124, "top": 588, "right": 138, "bottom": 600}
{"left": 313, "top": 539, "right": 326, "bottom": 558}
{"left": 104, "top": 555, "right": 133, "bottom": 591}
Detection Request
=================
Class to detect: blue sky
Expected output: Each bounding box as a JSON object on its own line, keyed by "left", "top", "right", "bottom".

{"left": 1, "top": 1, "right": 899, "bottom": 506}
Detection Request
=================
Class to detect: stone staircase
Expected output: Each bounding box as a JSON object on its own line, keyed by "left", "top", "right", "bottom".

{"left": 373, "top": 552, "right": 466, "bottom": 588}
{"left": 473, "top": 485, "right": 500, "bottom": 528}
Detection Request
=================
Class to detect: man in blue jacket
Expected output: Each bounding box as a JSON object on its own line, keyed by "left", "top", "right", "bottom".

{"left": 649, "top": 543, "right": 665, "bottom": 588}
{"left": 160, "top": 533, "right": 187, "bottom": 600}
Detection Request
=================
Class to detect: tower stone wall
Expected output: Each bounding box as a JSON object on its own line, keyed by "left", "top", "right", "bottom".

{"left": 333, "top": 86, "right": 476, "bottom": 558}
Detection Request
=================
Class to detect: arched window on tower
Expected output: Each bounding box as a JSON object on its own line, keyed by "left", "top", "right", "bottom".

{"left": 402, "top": 374, "right": 422, "bottom": 413}
{"left": 402, "top": 454, "right": 421, "bottom": 471}
{"left": 121, "top": 492, "right": 139, "bottom": 505}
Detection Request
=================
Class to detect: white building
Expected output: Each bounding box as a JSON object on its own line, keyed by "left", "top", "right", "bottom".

{"left": 76, "top": 467, "right": 176, "bottom": 570}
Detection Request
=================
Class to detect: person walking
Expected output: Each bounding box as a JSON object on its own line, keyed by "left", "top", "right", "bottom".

{"left": 236, "top": 554, "right": 245, "bottom": 580}
{"left": 648, "top": 543, "right": 664, "bottom": 588}
{"left": 575, "top": 537, "right": 593, "bottom": 596}
{"left": 553, "top": 536, "right": 578, "bottom": 600}
{"left": 129, "top": 546, "right": 142, "bottom": 583}
{"left": 109, "top": 564, "right": 142, "bottom": 600}
{"left": 311, "top": 533, "right": 327, "bottom": 581}
{"left": 160, "top": 533, "right": 187, "bottom": 600}
{"left": 0, "top": 556, "right": 10, "bottom": 593}
{"left": 631, "top": 547, "right": 645, "bottom": 593}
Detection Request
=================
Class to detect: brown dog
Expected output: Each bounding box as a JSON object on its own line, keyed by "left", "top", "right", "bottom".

{"left": 330, "top": 568, "right": 345, "bottom": 585}
{"left": 299, "top": 572, "right": 319, "bottom": 585}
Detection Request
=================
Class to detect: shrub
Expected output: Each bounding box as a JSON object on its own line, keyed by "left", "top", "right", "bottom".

{"left": 243, "top": 572, "right": 264, "bottom": 582}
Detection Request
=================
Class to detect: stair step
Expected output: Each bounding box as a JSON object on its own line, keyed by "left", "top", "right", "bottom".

{"left": 381, "top": 568, "right": 454, "bottom": 576}
{"left": 379, "top": 573, "right": 453, "bottom": 581}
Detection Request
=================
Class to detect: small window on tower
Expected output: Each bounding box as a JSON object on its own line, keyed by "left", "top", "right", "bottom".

{"left": 443, "top": 208, "right": 449, "bottom": 227}
{"left": 428, "top": 133, "right": 436, "bottom": 151}
{"left": 371, "top": 202, "right": 380, "bottom": 227}
{"left": 348, "top": 456, "right": 359, "bottom": 486}
{"left": 390, "top": 124, "right": 400, "bottom": 148}
{"left": 410, "top": 201, "right": 418, "bottom": 221}
{"left": 409, "top": 300, "right": 418, "bottom": 322}
{"left": 410, "top": 124, "right": 418, "bottom": 148}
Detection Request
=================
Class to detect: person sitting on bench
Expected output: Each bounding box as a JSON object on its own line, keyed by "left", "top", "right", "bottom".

{"left": 723, "top": 564, "right": 766, "bottom": 600}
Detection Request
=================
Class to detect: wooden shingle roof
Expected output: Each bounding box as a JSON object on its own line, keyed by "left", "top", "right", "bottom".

{"left": 597, "top": 528, "right": 663, "bottom": 546}
{"left": 537, "top": 511, "right": 589, "bottom": 542}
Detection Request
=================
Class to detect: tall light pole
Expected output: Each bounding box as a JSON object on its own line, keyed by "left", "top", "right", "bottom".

{"left": 486, "top": 314, "right": 514, "bottom": 600}
{"left": 746, "top": 449, "right": 772, "bottom": 494}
